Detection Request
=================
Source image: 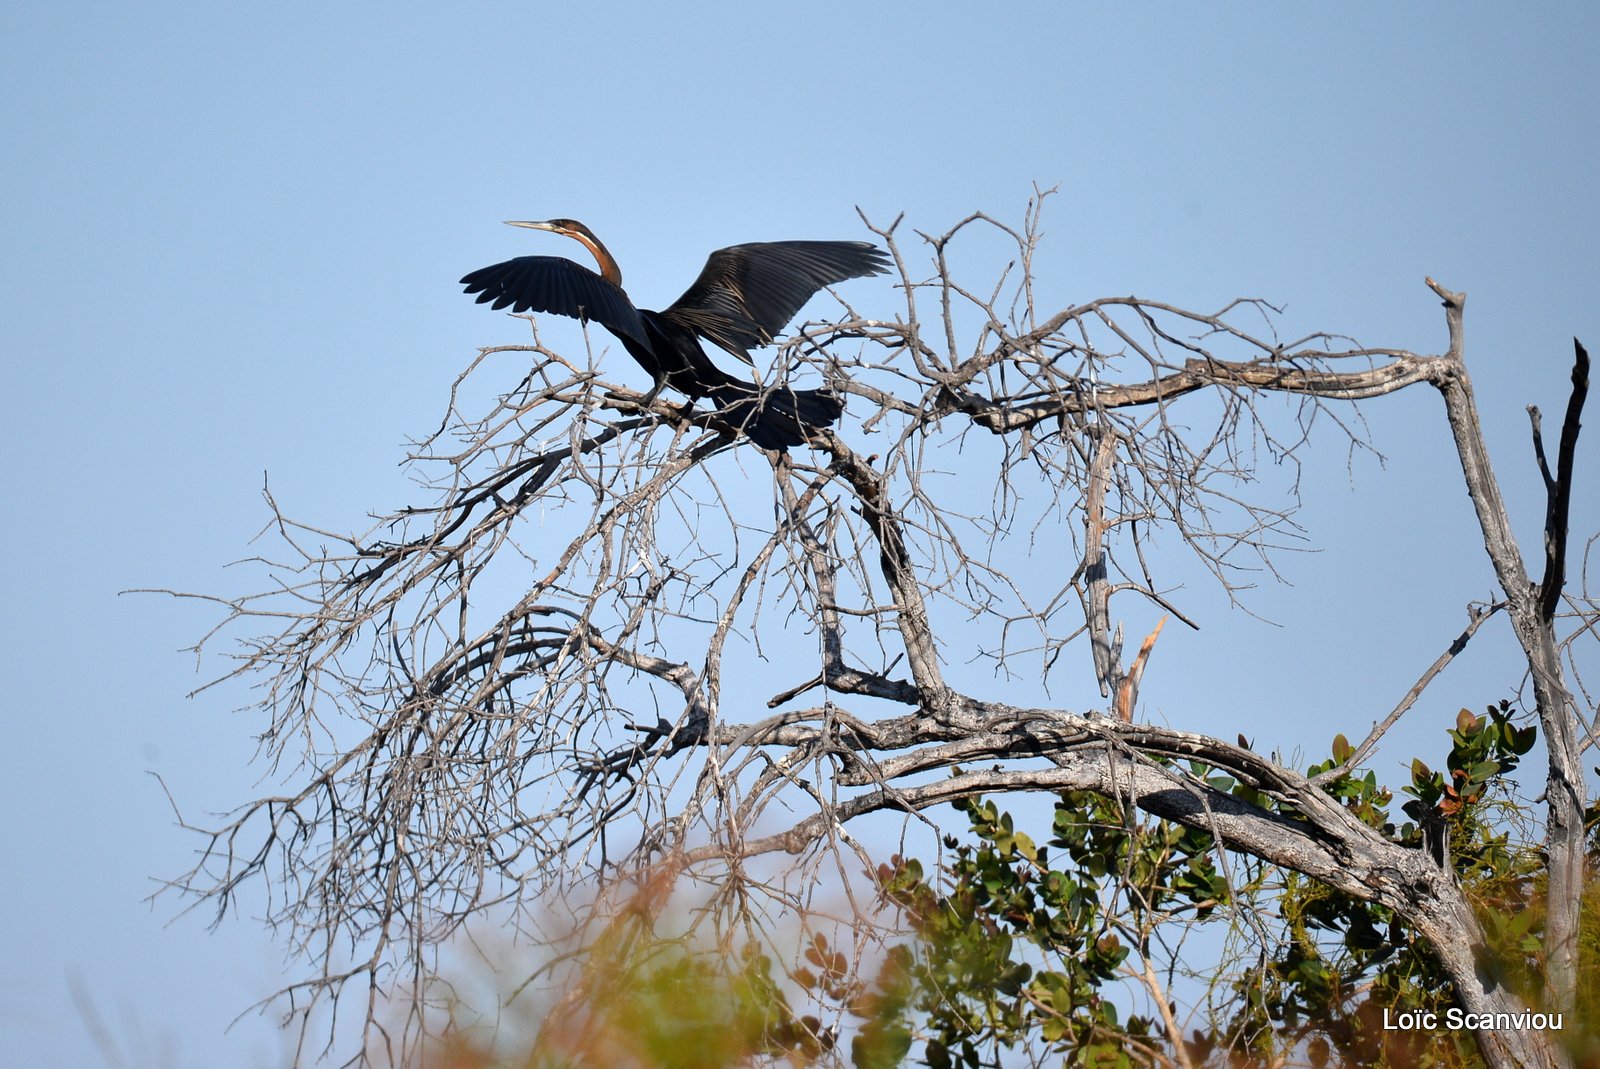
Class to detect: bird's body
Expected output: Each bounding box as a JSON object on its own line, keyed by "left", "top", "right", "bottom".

{"left": 461, "top": 220, "right": 887, "bottom": 449}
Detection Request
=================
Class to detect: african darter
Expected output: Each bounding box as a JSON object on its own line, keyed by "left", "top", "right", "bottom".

{"left": 461, "top": 219, "right": 887, "bottom": 449}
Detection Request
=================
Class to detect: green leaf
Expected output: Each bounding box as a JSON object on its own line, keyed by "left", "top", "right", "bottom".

{"left": 1331, "top": 733, "right": 1352, "bottom": 763}
{"left": 1468, "top": 759, "right": 1502, "bottom": 784}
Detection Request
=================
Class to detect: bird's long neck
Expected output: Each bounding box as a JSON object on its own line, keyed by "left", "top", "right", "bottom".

{"left": 568, "top": 227, "right": 623, "bottom": 288}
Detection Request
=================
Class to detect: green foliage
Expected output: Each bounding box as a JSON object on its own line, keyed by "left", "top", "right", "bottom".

{"left": 525, "top": 931, "right": 836, "bottom": 1069}
{"left": 876, "top": 789, "right": 1228, "bottom": 1066}
{"left": 876, "top": 700, "right": 1583, "bottom": 1068}
{"left": 1233, "top": 699, "right": 1546, "bottom": 1068}
{"left": 422, "top": 916, "right": 922, "bottom": 1069}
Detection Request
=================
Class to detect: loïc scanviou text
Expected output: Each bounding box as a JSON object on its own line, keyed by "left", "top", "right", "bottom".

{"left": 1382, "top": 1008, "right": 1563, "bottom": 1031}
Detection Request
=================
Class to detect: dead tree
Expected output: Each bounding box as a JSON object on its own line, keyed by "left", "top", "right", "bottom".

{"left": 159, "top": 197, "right": 1594, "bottom": 1068}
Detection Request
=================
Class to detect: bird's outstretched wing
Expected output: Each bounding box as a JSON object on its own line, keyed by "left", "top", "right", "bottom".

{"left": 662, "top": 241, "right": 889, "bottom": 364}
{"left": 459, "top": 255, "right": 650, "bottom": 348}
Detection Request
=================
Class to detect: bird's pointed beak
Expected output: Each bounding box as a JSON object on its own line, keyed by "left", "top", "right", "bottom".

{"left": 505, "top": 220, "right": 561, "bottom": 233}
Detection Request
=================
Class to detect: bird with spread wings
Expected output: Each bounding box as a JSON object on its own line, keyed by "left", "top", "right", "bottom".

{"left": 461, "top": 219, "right": 887, "bottom": 450}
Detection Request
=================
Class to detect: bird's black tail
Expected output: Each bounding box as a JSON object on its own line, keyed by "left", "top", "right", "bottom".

{"left": 706, "top": 382, "right": 843, "bottom": 451}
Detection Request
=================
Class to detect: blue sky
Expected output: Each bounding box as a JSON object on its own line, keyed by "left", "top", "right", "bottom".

{"left": 4, "top": 3, "right": 1597, "bottom": 1065}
